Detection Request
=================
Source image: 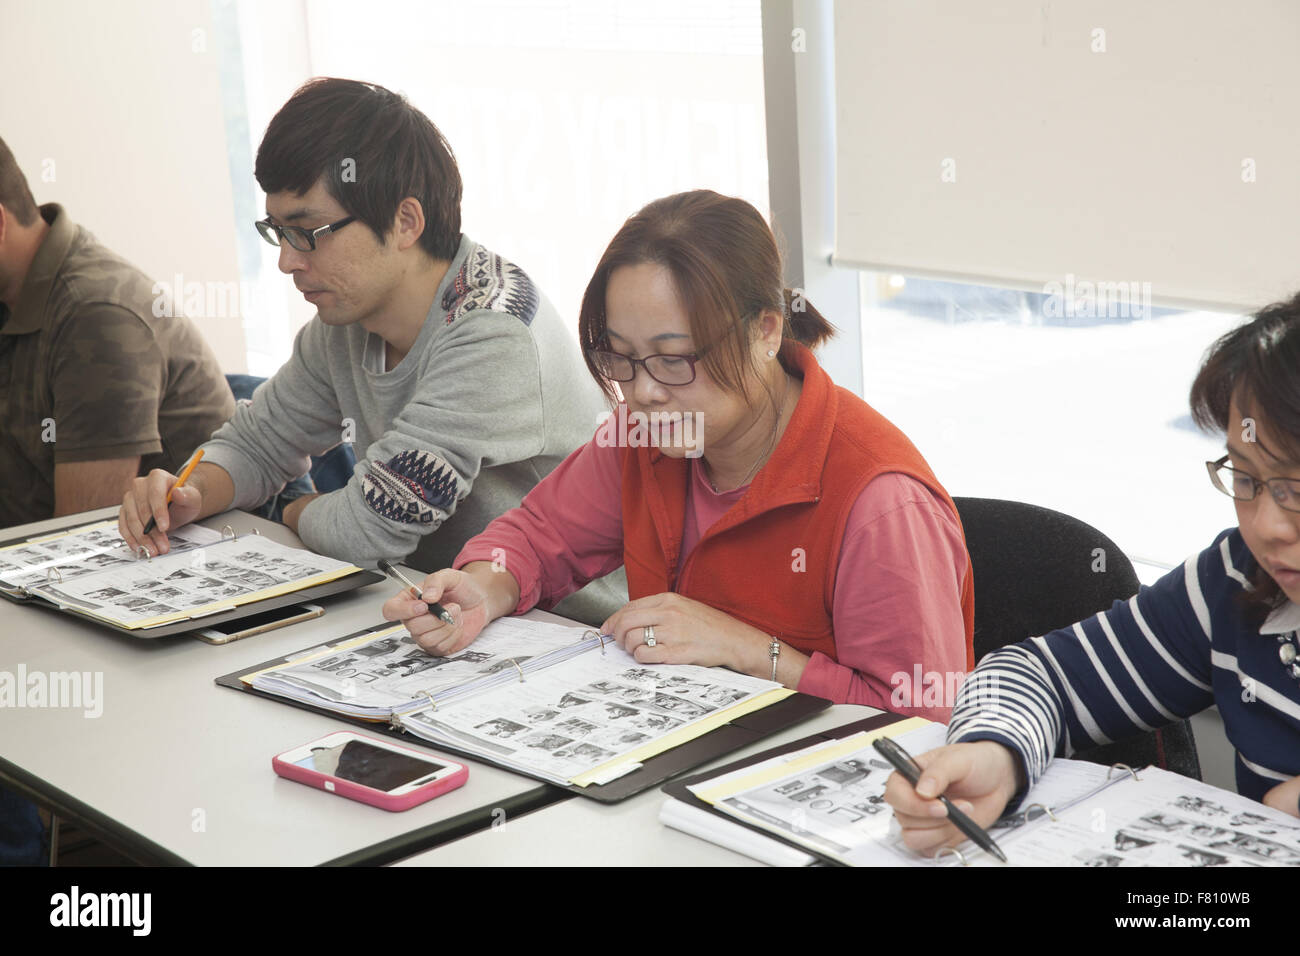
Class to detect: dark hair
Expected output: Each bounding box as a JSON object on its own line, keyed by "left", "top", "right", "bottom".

{"left": 577, "top": 190, "right": 836, "bottom": 402}
{"left": 1189, "top": 290, "right": 1300, "bottom": 617}
{"left": 0, "top": 137, "right": 39, "bottom": 227}
{"left": 254, "top": 78, "right": 462, "bottom": 261}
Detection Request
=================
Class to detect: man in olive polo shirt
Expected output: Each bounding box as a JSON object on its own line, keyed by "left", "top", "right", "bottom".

{"left": 0, "top": 137, "right": 234, "bottom": 529}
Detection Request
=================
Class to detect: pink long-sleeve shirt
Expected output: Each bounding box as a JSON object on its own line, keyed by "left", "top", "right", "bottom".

{"left": 454, "top": 435, "right": 969, "bottom": 720}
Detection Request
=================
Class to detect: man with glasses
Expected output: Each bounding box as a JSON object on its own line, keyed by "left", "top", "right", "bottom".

{"left": 118, "top": 78, "right": 624, "bottom": 625}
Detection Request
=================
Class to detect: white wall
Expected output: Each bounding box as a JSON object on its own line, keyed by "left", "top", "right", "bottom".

{"left": 1, "top": 0, "right": 247, "bottom": 371}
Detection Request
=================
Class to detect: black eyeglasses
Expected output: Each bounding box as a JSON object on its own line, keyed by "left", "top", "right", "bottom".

{"left": 254, "top": 215, "right": 356, "bottom": 252}
{"left": 1207, "top": 455, "right": 1300, "bottom": 514}
{"left": 587, "top": 323, "right": 748, "bottom": 387}
{"left": 586, "top": 349, "right": 704, "bottom": 386}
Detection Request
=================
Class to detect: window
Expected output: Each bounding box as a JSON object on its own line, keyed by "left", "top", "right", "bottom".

{"left": 858, "top": 273, "right": 1243, "bottom": 573}
{"left": 229, "top": 0, "right": 769, "bottom": 374}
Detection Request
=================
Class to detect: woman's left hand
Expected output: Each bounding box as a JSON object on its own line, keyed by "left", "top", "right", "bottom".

{"left": 1262, "top": 775, "right": 1300, "bottom": 819}
{"left": 601, "top": 592, "right": 768, "bottom": 674}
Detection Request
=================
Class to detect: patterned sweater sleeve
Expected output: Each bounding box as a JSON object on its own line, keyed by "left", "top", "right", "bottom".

{"left": 292, "top": 310, "right": 552, "bottom": 568}
{"left": 947, "top": 530, "right": 1234, "bottom": 802}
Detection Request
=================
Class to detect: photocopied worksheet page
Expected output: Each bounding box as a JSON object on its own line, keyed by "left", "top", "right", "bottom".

{"left": 23, "top": 532, "right": 357, "bottom": 627}
{"left": 250, "top": 617, "right": 597, "bottom": 716}
{"left": 0, "top": 520, "right": 219, "bottom": 593}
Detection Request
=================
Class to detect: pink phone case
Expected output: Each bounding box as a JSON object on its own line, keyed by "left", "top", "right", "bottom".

{"left": 272, "top": 734, "right": 468, "bottom": 811}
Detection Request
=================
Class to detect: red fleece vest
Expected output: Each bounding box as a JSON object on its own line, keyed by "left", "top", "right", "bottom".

{"left": 620, "top": 342, "right": 975, "bottom": 670}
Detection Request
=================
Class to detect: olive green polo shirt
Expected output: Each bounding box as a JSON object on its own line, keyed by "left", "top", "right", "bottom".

{"left": 0, "top": 204, "right": 235, "bottom": 528}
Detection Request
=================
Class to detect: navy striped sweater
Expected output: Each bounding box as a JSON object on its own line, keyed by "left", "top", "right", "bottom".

{"left": 949, "top": 528, "right": 1300, "bottom": 805}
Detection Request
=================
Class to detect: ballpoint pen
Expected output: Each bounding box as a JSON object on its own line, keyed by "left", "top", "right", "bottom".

{"left": 377, "top": 559, "right": 456, "bottom": 627}
{"left": 872, "top": 734, "right": 1009, "bottom": 864}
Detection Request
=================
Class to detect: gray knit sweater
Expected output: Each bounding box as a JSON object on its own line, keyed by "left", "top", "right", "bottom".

{"left": 200, "top": 235, "right": 626, "bottom": 625}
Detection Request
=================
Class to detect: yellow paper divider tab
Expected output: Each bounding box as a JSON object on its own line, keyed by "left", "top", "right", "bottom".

{"left": 107, "top": 565, "right": 362, "bottom": 630}
{"left": 568, "top": 686, "right": 795, "bottom": 788}
{"left": 692, "top": 715, "right": 934, "bottom": 805}
{"left": 3, "top": 518, "right": 118, "bottom": 551}
{"left": 239, "top": 623, "right": 408, "bottom": 685}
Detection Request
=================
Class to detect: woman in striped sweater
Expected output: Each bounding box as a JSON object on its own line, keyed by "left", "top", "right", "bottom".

{"left": 885, "top": 293, "right": 1300, "bottom": 853}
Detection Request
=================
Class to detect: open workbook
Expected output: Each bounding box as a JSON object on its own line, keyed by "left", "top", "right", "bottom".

{"left": 667, "top": 718, "right": 1300, "bottom": 867}
{"left": 235, "top": 617, "right": 793, "bottom": 788}
{"left": 0, "top": 519, "right": 362, "bottom": 630}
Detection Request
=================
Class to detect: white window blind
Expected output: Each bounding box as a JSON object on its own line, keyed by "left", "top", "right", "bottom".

{"left": 833, "top": 0, "right": 1300, "bottom": 312}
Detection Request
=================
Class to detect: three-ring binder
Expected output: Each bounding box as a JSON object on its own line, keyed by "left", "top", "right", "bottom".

{"left": 936, "top": 845, "right": 968, "bottom": 866}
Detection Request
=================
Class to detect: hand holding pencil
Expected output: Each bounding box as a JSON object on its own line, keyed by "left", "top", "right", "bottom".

{"left": 117, "top": 450, "right": 208, "bottom": 557}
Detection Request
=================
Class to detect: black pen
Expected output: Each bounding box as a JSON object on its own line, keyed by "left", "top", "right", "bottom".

{"left": 377, "top": 560, "right": 456, "bottom": 627}
{"left": 873, "top": 735, "right": 1008, "bottom": 864}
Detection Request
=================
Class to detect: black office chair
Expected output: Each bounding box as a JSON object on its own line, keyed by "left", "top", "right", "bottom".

{"left": 953, "top": 496, "right": 1201, "bottom": 781}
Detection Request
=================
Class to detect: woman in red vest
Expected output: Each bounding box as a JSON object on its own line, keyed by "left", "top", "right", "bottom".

{"left": 383, "top": 190, "right": 974, "bottom": 717}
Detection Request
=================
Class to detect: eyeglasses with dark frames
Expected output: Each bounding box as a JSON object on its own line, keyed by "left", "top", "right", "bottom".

{"left": 586, "top": 322, "right": 748, "bottom": 387}
{"left": 1206, "top": 455, "right": 1300, "bottom": 514}
{"left": 254, "top": 215, "right": 356, "bottom": 252}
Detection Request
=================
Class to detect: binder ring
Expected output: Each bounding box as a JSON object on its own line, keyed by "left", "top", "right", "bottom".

{"left": 136, "top": 545, "right": 151, "bottom": 561}
{"left": 1022, "top": 802, "right": 1057, "bottom": 823}
{"left": 507, "top": 658, "right": 525, "bottom": 683}
{"left": 45, "top": 566, "right": 63, "bottom": 584}
{"left": 221, "top": 525, "right": 238, "bottom": 541}
{"left": 1107, "top": 763, "right": 1140, "bottom": 782}
{"left": 583, "top": 628, "right": 609, "bottom": 654}
{"left": 935, "top": 846, "right": 969, "bottom": 866}
{"left": 417, "top": 690, "right": 436, "bottom": 712}
{"left": 251, "top": 528, "right": 261, "bottom": 536}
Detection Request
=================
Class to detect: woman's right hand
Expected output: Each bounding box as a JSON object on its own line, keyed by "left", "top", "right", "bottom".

{"left": 881, "top": 741, "right": 1025, "bottom": 856}
{"left": 381, "top": 567, "right": 491, "bottom": 657}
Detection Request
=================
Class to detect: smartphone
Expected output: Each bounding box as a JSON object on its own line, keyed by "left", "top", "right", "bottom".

{"left": 272, "top": 732, "right": 468, "bottom": 811}
{"left": 194, "top": 603, "right": 324, "bottom": 644}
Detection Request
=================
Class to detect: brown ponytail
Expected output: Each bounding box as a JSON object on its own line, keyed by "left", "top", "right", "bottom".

{"left": 782, "top": 288, "right": 836, "bottom": 350}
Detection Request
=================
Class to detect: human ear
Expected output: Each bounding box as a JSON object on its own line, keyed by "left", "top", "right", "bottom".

{"left": 755, "top": 308, "right": 783, "bottom": 359}
{"left": 393, "top": 197, "right": 427, "bottom": 252}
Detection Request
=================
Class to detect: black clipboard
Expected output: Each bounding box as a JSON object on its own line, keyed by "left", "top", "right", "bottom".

{"left": 660, "top": 711, "right": 909, "bottom": 865}
{"left": 215, "top": 623, "right": 834, "bottom": 803}
{"left": 0, "top": 512, "right": 383, "bottom": 638}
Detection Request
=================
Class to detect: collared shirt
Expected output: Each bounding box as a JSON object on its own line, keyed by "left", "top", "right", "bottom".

{"left": 0, "top": 204, "right": 234, "bottom": 527}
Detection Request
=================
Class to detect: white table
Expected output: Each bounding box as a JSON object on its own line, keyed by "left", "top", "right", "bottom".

{"left": 0, "top": 506, "right": 559, "bottom": 865}
{"left": 395, "top": 704, "right": 883, "bottom": 866}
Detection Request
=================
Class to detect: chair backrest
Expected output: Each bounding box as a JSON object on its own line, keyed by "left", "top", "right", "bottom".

{"left": 952, "top": 496, "right": 1201, "bottom": 780}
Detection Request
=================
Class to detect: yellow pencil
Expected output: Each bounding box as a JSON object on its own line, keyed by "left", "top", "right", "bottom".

{"left": 143, "top": 449, "right": 204, "bottom": 536}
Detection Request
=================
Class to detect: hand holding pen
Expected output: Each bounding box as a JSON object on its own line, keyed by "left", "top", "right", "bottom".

{"left": 876, "top": 737, "right": 1024, "bottom": 863}
{"left": 377, "top": 560, "right": 456, "bottom": 626}
{"left": 379, "top": 564, "right": 496, "bottom": 658}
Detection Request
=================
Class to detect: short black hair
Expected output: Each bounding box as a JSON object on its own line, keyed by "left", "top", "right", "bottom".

{"left": 254, "top": 78, "right": 462, "bottom": 261}
{"left": 1190, "top": 290, "right": 1300, "bottom": 617}
{"left": 1190, "top": 291, "right": 1300, "bottom": 464}
{"left": 0, "top": 136, "right": 39, "bottom": 227}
